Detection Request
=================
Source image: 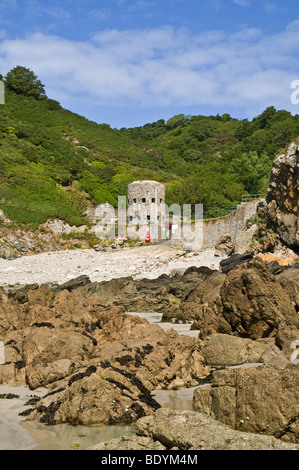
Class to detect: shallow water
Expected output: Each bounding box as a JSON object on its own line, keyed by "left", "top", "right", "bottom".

{"left": 153, "top": 386, "right": 197, "bottom": 411}
{"left": 20, "top": 385, "right": 196, "bottom": 450}
{"left": 0, "top": 312, "right": 199, "bottom": 451}
{"left": 0, "top": 382, "right": 197, "bottom": 450}
{"left": 0, "top": 311, "right": 261, "bottom": 450}
{"left": 21, "top": 421, "right": 136, "bottom": 451}
{"left": 0, "top": 367, "right": 260, "bottom": 450}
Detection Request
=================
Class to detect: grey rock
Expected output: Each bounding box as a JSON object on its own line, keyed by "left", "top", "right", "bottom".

{"left": 199, "top": 334, "right": 276, "bottom": 367}
{"left": 92, "top": 435, "right": 166, "bottom": 450}
{"left": 60, "top": 275, "right": 91, "bottom": 291}
{"left": 91, "top": 407, "right": 299, "bottom": 450}
{"left": 264, "top": 142, "right": 299, "bottom": 248}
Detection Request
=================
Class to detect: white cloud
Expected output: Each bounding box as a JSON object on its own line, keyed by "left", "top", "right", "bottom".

{"left": 0, "top": 23, "right": 298, "bottom": 119}
{"left": 286, "top": 19, "right": 299, "bottom": 32}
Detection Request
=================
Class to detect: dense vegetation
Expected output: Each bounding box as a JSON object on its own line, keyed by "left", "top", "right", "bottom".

{"left": 1, "top": 66, "right": 299, "bottom": 227}
{"left": 5, "top": 66, "right": 46, "bottom": 100}
{"left": 121, "top": 108, "right": 299, "bottom": 216}
{"left": 0, "top": 69, "right": 173, "bottom": 226}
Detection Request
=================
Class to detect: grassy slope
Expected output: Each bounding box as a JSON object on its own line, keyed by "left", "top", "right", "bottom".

{"left": 1, "top": 90, "right": 299, "bottom": 228}
{"left": 0, "top": 90, "right": 175, "bottom": 227}
{"left": 120, "top": 109, "right": 299, "bottom": 215}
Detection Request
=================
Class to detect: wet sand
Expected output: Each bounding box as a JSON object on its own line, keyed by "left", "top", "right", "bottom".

{"left": 0, "top": 384, "right": 195, "bottom": 450}
{"left": 0, "top": 308, "right": 262, "bottom": 450}
{"left": 0, "top": 311, "right": 198, "bottom": 451}
{"left": 0, "top": 385, "right": 47, "bottom": 450}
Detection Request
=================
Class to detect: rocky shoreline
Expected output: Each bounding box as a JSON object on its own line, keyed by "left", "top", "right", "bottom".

{"left": 92, "top": 407, "right": 299, "bottom": 451}
{"left": 0, "top": 140, "right": 298, "bottom": 451}
{"left": 0, "top": 245, "right": 221, "bottom": 286}
{"left": 0, "top": 249, "right": 298, "bottom": 450}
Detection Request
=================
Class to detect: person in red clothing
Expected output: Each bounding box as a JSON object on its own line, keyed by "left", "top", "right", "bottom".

{"left": 145, "top": 233, "right": 151, "bottom": 242}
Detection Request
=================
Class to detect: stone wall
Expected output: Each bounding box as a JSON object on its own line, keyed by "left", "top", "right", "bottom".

{"left": 171, "top": 199, "right": 259, "bottom": 252}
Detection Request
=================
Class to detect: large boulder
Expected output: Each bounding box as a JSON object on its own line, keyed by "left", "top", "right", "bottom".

{"left": 27, "top": 363, "right": 160, "bottom": 426}
{"left": 277, "top": 266, "right": 299, "bottom": 311}
{"left": 193, "top": 365, "right": 299, "bottom": 444}
{"left": 195, "top": 257, "right": 299, "bottom": 339}
{"left": 199, "top": 334, "right": 280, "bottom": 367}
{"left": 92, "top": 407, "right": 299, "bottom": 450}
{"left": 161, "top": 271, "right": 226, "bottom": 323}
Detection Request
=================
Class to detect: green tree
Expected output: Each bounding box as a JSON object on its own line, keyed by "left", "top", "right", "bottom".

{"left": 165, "top": 114, "right": 191, "bottom": 130}
{"left": 229, "top": 151, "right": 272, "bottom": 193}
{"left": 47, "top": 98, "right": 61, "bottom": 110}
{"left": 5, "top": 66, "right": 46, "bottom": 99}
{"left": 252, "top": 106, "right": 276, "bottom": 129}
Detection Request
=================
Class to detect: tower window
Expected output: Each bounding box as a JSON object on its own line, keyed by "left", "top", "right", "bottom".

{"left": 142, "top": 198, "right": 146, "bottom": 203}
{"left": 152, "top": 198, "right": 156, "bottom": 203}
{"left": 133, "top": 198, "right": 137, "bottom": 203}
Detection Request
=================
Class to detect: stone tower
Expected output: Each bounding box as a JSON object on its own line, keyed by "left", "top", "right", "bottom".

{"left": 127, "top": 180, "right": 165, "bottom": 240}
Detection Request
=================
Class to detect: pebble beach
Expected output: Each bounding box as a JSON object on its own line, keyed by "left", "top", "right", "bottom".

{"left": 0, "top": 245, "right": 221, "bottom": 287}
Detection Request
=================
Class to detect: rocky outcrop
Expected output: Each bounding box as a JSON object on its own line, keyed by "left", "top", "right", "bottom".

{"left": 161, "top": 271, "right": 226, "bottom": 323}
{"left": 193, "top": 365, "right": 299, "bottom": 444}
{"left": 198, "top": 334, "right": 283, "bottom": 367}
{"left": 219, "top": 252, "right": 254, "bottom": 274}
{"left": 260, "top": 142, "right": 299, "bottom": 249}
{"left": 0, "top": 280, "right": 209, "bottom": 425}
{"left": 190, "top": 257, "right": 299, "bottom": 339}
{"left": 92, "top": 407, "right": 299, "bottom": 450}
{"left": 78, "top": 265, "right": 216, "bottom": 313}
{"left": 277, "top": 267, "right": 299, "bottom": 311}
{"left": 0, "top": 249, "right": 298, "bottom": 445}
{"left": 117, "top": 254, "right": 299, "bottom": 341}
{"left": 0, "top": 220, "right": 98, "bottom": 260}
{"left": 27, "top": 363, "right": 160, "bottom": 426}
{"left": 214, "top": 234, "right": 235, "bottom": 257}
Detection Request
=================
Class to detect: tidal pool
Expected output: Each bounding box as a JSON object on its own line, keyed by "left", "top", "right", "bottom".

{"left": 21, "top": 420, "right": 136, "bottom": 451}
{"left": 0, "top": 382, "right": 196, "bottom": 450}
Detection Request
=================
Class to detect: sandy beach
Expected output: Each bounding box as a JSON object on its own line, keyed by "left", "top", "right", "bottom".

{"left": 0, "top": 245, "right": 221, "bottom": 287}
{"left": 0, "top": 385, "right": 47, "bottom": 450}
{"left": 0, "top": 245, "right": 222, "bottom": 450}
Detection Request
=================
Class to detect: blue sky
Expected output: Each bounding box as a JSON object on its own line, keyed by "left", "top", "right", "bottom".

{"left": 0, "top": 0, "right": 299, "bottom": 128}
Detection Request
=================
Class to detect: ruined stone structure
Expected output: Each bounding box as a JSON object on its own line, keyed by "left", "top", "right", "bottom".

{"left": 127, "top": 181, "right": 166, "bottom": 240}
